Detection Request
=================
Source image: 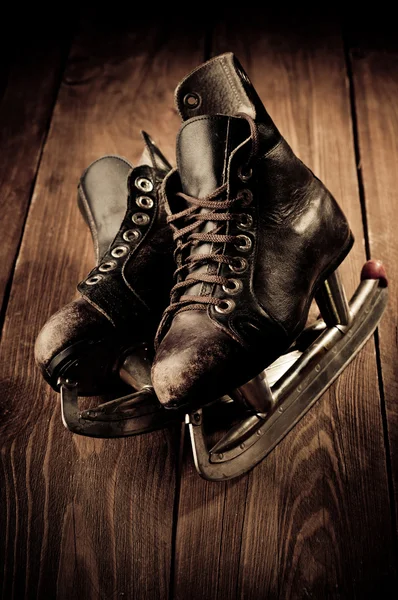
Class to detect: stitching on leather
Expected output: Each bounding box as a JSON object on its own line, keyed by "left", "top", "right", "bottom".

{"left": 207, "top": 305, "right": 242, "bottom": 345}
{"left": 220, "top": 55, "right": 243, "bottom": 108}
{"left": 83, "top": 294, "right": 116, "bottom": 327}
{"left": 222, "top": 118, "right": 230, "bottom": 184}
{"left": 174, "top": 52, "right": 235, "bottom": 117}
{"left": 245, "top": 184, "right": 289, "bottom": 338}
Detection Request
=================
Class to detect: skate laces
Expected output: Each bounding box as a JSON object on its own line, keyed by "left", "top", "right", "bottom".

{"left": 164, "top": 113, "right": 258, "bottom": 318}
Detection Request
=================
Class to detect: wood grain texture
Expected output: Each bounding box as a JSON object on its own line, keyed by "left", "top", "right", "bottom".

{"left": 0, "top": 33, "right": 69, "bottom": 319}
{"left": 0, "top": 19, "right": 205, "bottom": 599}
{"left": 173, "top": 17, "right": 397, "bottom": 599}
{"left": 350, "top": 28, "right": 398, "bottom": 533}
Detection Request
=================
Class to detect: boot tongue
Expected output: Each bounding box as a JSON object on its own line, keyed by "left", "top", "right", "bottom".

{"left": 175, "top": 52, "right": 267, "bottom": 122}
{"left": 176, "top": 114, "right": 249, "bottom": 197}
{"left": 175, "top": 114, "right": 250, "bottom": 299}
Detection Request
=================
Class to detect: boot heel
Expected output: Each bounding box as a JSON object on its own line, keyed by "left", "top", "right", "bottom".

{"left": 315, "top": 269, "right": 351, "bottom": 327}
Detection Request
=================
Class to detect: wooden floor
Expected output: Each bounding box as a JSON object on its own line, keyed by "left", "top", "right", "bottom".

{"left": 1, "top": 11, "right": 397, "bottom": 600}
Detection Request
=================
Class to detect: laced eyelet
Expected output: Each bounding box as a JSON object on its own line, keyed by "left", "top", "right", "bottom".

{"left": 237, "top": 189, "right": 253, "bottom": 207}
{"left": 215, "top": 299, "right": 235, "bottom": 314}
{"left": 123, "top": 229, "right": 141, "bottom": 242}
{"left": 237, "top": 214, "right": 253, "bottom": 230}
{"left": 238, "top": 166, "right": 253, "bottom": 182}
{"left": 85, "top": 274, "right": 103, "bottom": 285}
{"left": 136, "top": 195, "right": 154, "bottom": 209}
{"left": 132, "top": 212, "right": 150, "bottom": 226}
{"left": 222, "top": 278, "right": 243, "bottom": 295}
{"left": 98, "top": 260, "right": 117, "bottom": 273}
{"left": 111, "top": 245, "right": 129, "bottom": 258}
{"left": 183, "top": 92, "right": 201, "bottom": 109}
{"left": 229, "top": 257, "right": 248, "bottom": 273}
{"left": 234, "top": 234, "right": 252, "bottom": 252}
{"left": 135, "top": 177, "right": 153, "bottom": 192}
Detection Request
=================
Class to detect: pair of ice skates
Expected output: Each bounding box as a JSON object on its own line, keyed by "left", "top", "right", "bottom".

{"left": 35, "top": 53, "right": 388, "bottom": 481}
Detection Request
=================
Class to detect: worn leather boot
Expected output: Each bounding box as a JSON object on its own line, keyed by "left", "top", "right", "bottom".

{"left": 152, "top": 53, "right": 354, "bottom": 411}
{"left": 35, "top": 132, "right": 174, "bottom": 397}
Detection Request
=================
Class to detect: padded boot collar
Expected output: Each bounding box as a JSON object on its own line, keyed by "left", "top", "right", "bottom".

{"left": 175, "top": 52, "right": 273, "bottom": 125}
{"left": 175, "top": 52, "right": 258, "bottom": 119}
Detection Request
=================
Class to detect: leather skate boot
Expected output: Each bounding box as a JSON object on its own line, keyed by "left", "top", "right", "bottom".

{"left": 152, "top": 53, "right": 355, "bottom": 413}
{"left": 35, "top": 132, "right": 178, "bottom": 437}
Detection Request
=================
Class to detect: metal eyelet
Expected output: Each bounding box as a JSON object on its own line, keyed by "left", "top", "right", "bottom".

{"left": 215, "top": 299, "right": 236, "bottom": 314}
{"left": 123, "top": 229, "right": 141, "bottom": 242}
{"left": 234, "top": 235, "right": 252, "bottom": 252}
{"left": 136, "top": 196, "right": 154, "bottom": 209}
{"left": 183, "top": 92, "right": 201, "bottom": 109}
{"left": 237, "top": 214, "right": 253, "bottom": 230}
{"left": 85, "top": 274, "right": 103, "bottom": 285}
{"left": 111, "top": 245, "right": 129, "bottom": 258}
{"left": 222, "top": 278, "right": 243, "bottom": 295}
{"left": 132, "top": 212, "right": 150, "bottom": 226}
{"left": 98, "top": 260, "right": 117, "bottom": 273}
{"left": 229, "top": 257, "right": 248, "bottom": 274}
{"left": 238, "top": 166, "right": 253, "bottom": 182}
{"left": 237, "top": 189, "right": 253, "bottom": 207}
{"left": 135, "top": 177, "right": 153, "bottom": 192}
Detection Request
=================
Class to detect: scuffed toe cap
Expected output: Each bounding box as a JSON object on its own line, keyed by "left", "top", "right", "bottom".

{"left": 152, "top": 311, "right": 252, "bottom": 411}
{"left": 34, "top": 297, "right": 113, "bottom": 373}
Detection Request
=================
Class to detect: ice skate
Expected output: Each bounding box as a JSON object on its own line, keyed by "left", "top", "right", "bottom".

{"left": 151, "top": 54, "right": 389, "bottom": 479}
{"left": 35, "top": 132, "right": 181, "bottom": 437}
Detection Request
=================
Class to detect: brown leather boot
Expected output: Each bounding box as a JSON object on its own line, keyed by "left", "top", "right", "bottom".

{"left": 152, "top": 53, "right": 354, "bottom": 412}
{"left": 35, "top": 132, "right": 174, "bottom": 403}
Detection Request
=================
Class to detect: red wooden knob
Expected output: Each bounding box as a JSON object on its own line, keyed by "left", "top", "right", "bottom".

{"left": 360, "top": 260, "right": 388, "bottom": 287}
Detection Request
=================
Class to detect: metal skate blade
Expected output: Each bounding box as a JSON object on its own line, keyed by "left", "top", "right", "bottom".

{"left": 88, "top": 387, "right": 154, "bottom": 413}
{"left": 209, "top": 351, "right": 303, "bottom": 454}
{"left": 60, "top": 381, "right": 178, "bottom": 438}
{"left": 188, "top": 277, "right": 388, "bottom": 481}
{"left": 265, "top": 350, "right": 303, "bottom": 387}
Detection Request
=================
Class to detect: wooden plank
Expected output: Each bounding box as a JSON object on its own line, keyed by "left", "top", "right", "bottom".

{"left": 349, "top": 27, "right": 398, "bottom": 534}
{"left": 0, "top": 20, "right": 205, "bottom": 600}
{"left": 0, "top": 32, "right": 69, "bottom": 320}
{"left": 173, "top": 17, "right": 397, "bottom": 599}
